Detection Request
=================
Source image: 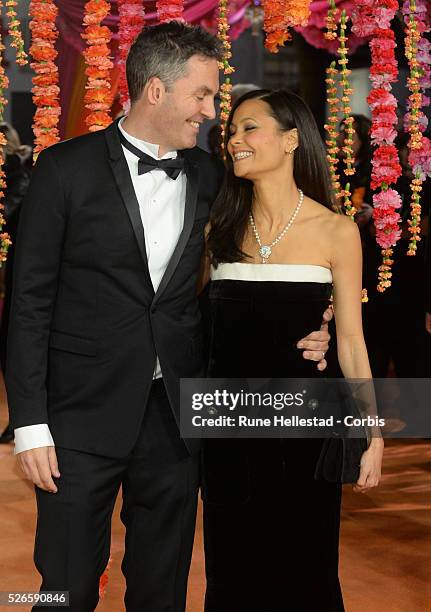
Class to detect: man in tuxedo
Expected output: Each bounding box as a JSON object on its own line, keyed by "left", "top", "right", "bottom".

{"left": 6, "top": 21, "right": 331, "bottom": 612}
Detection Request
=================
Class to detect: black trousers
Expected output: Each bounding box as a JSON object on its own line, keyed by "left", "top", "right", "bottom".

{"left": 33, "top": 379, "right": 199, "bottom": 612}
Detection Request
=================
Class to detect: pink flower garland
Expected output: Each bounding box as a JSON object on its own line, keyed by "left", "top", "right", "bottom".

{"left": 156, "top": 0, "right": 184, "bottom": 24}
{"left": 352, "top": 0, "right": 401, "bottom": 292}
{"left": 409, "top": 136, "right": 431, "bottom": 181}
{"left": 118, "top": 0, "right": 146, "bottom": 111}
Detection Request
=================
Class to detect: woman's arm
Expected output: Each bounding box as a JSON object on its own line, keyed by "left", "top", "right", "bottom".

{"left": 331, "top": 215, "right": 384, "bottom": 492}
{"left": 331, "top": 216, "right": 370, "bottom": 378}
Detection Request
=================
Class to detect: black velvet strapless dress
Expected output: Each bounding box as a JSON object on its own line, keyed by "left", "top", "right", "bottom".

{"left": 202, "top": 263, "right": 345, "bottom": 612}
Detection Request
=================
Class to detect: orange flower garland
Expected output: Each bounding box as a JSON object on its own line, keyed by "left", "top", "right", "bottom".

{"left": 324, "top": 4, "right": 355, "bottom": 209}
{"left": 0, "top": 147, "right": 12, "bottom": 265}
{"left": 324, "top": 61, "right": 341, "bottom": 199}
{"left": 263, "top": 0, "right": 312, "bottom": 53}
{"left": 338, "top": 11, "right": 355, "bottom": 179}
{"left": 338, "top": 11, "right": 356, "bottom": 217}
{"left": 29, "top": 0, "right": 61, "bottom": 155}
{"left": 405, "top": 5, "right": 422, "bottom": 256}
{"left": 0, "top": 24, "right": 11, "bottom": 266}
{"left": 99, "top": 555, "right": 112, "bottom": 598}
{"left": 217, "top": 0, "right": 235, "bottom": 151}
{"left": 262, "top": 0, "right": 291, "bottom": 53}
{"left": 285, "top": 0, "right": 312, "bottom": 29}
{"left": 5, "top": 0, "right": 28, "bottom": 65}
{"left": 324, "top": 0, "right": 339, "bottom": 41}
{"left": 403, "top": 0, "right": 430, "bottom": 256}
{"left": 82, "top": 0, "right": 113, "bottom": 132}
{"left": 118, "top": 0, "right": 145, "bottom": 111}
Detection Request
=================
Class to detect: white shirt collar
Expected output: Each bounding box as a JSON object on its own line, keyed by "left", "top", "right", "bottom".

{"left": 118, "top": 117, "right": 177, "bottom": 160}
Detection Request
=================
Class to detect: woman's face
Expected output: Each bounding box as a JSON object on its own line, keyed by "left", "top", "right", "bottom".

{"left": 227, "top": 98, "right": 293, "bottom": 180}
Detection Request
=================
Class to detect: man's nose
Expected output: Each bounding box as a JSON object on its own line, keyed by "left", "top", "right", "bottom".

{"left": 201, "top": 97, "right": 216, "bottom": 121}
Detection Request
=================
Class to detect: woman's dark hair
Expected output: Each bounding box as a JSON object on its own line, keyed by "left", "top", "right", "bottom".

{"left": 208, "top": 89, "right": 334, "bottom": 265}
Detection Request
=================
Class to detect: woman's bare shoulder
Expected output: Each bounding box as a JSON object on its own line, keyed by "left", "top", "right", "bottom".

{"left": 301, "top": 195, "right": 340, "bottom": 225}
{"left": 301, "top": 197, "right": 360, "bottom": 248}
{"left": 331, "top": 211, "right": 360, "bottom": 238}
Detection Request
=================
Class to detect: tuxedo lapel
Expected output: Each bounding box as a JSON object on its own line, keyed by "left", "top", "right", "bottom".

{"left": 105, "top": 121, "right": 154, "bottom": 294}
{"left": 152, "top": 154, "right": 199, "bottom": 306}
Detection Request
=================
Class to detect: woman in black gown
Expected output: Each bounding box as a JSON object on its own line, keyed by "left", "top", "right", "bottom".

{"left": 201, "top": 90, "right": 384, "bottom": 611}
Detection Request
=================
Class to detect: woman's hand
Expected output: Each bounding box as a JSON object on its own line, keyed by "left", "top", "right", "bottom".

{"left": 426, "top": 312, "right": 431, "bottom": 334}
{"left": 353, "top": 438, "right": 384, "bottom": 493}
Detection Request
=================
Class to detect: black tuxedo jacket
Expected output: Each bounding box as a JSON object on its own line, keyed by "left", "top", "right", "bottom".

{"left": 6, "top": 120, "right": 224, "bottom": 457}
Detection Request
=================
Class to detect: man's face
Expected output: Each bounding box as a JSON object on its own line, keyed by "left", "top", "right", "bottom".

{"left": 156, "top": 55, "right": 219, "bottom": 151}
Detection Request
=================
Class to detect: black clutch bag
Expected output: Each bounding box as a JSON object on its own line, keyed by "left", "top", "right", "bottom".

{"left": 314, "top": 436, "right": 368, "bottom": 484}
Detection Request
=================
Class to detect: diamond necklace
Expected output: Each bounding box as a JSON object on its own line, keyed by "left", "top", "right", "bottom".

{"left": 249, "top": 189, "right": 304, "bottom": 263}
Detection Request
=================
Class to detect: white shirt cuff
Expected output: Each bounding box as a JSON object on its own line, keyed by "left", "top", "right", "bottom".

{"left": 14, "top": 424, "right": 55, "bottom": 455}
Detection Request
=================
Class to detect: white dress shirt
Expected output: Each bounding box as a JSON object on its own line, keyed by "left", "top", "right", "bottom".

{"left": 14, "top": 118, "right": 186, "bottom": 454}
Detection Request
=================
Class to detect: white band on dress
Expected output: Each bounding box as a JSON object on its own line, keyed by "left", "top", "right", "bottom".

{"left": 211, "top": 262, "right": 333, "bottom": 283}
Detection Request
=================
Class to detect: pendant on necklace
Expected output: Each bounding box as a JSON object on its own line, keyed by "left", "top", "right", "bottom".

{"left": 259, "top": 245, "right": 272, "bottom": 261}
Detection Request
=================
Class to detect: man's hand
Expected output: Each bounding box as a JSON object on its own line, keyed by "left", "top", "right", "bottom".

{"left": 426, "top": 312, "right": 431, "bottom": 334}
{"left": 355, "top": 202, "right": 373, "bottom": 229}
{"left": 17, "top": 446, "right": 60, "bottom": 493}
{"left": 297, "top": 306, "right": 333, "bottom": 371}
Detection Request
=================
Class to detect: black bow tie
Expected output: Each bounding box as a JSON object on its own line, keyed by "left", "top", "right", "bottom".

{"left": 119, "top": 131, "right": 184, "bottom": 180}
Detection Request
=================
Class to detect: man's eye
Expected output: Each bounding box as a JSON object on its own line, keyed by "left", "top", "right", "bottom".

{"left": 196, "top": 96, "right": 204, "bottom": 101}
{"left": 245, "top": 126, "right": 255, "bottom": 131}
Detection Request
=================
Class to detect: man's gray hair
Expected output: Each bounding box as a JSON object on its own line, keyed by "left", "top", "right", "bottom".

{"left": 126, "top": 21, "right": 224, "bottom": 103}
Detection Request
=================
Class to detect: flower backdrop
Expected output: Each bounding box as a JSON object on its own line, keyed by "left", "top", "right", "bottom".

{"left": 1, "top": 0, "right": 430, "bottom": 280}
{"left": 53, "top": 0, "right": 374, "bottom": 138}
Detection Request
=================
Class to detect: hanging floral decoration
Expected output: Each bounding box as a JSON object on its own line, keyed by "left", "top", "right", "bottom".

{"left": 285, "top": 0, "right": 312, "bottom": 29}
{"left": 218, "top": 0, "right": 235, "bottom": 151}
{"left": 99, "top": 555, "right": 112, "bottom": 598}
{"left": 156, "top": 0, "right": 184, "bottom": 23}
{"left": 5, "top": 0, "right": 28, "bottom": 65}
{"left": 297, "top": 0, "right": 365, "bottom": 56}
{"left": 324, "top": 0, "right": 339, "bottom": 41}
{"left": 117, "top": 0, "right": 145, "bottom": 112}
{"left": 338, "top": 9, "right": 356, "bottom": 217}
{"left": 263, "top": 0, "right": 312, "bottom": 53}
{"left": 338, "top": 11, "right": 355, "bottom": 177}
{"left": 352, "top": 0, "right": 401, "bottom": 292}
{"left": 82, "top": 0, "right": 113, "bottom": 132}
{"left": 29, "top": 0, "right": 61, "bottom": 156}
{"left": 324, "top": 61, "right": 342, "bottom": 199}
{"left": 402, "top": 0, "right": 431, "bottom": 255}
{"left": 323, "top": 4, "right": 355, "bottom": 215}
{"left": 262, "top": 0, "right": 291, "bottom": 52}
{"left": 0, "top": 23, "right": 11, "bottom": 266}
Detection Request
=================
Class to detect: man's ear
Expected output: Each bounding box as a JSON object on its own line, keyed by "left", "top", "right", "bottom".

{"left": 146, "top": 77, "right": 166, "bottom": 106}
